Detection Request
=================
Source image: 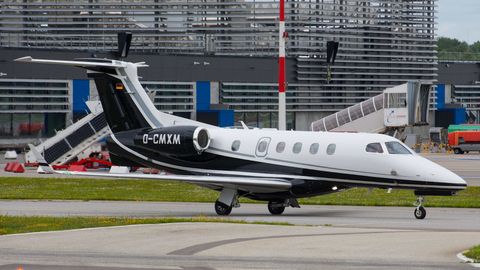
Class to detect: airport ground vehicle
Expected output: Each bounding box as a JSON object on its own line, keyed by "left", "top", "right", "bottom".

{"left": 448, "top": 130, "right": 480, "bottom": 154}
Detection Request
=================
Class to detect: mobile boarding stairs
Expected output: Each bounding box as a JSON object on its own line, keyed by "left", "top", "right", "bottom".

{"left": 310, "top": 81, "right": 436, "bottom": 136}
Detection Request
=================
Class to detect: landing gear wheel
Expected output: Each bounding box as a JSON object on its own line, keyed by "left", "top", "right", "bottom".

{"left": 268, "top": 201, "right": 285, "bottom": 215}
{"left": 215, "top": 200, "right": 232, "bottom": 215}
{"left": 414, "top": 206, "right": 426, "bottom": 219}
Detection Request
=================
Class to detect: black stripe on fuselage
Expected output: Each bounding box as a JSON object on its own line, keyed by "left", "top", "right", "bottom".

{"left": 106, "top": 135, "right": 467, "bottom": 190}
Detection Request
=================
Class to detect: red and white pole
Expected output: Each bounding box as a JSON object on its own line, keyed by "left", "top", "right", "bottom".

{"left": 278, "top": 0, "right": 286, "bottom": 130}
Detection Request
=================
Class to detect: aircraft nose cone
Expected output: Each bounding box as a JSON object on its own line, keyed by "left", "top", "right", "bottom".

{"left": 425, "top": 159, "right": 467, "bottom": 188}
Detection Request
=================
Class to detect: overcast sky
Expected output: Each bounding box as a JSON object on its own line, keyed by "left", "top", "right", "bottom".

{"left": 436, "top": 0, "right": 480, "bottom": 44}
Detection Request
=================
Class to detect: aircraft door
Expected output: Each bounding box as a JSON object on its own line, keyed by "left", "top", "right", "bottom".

{"left": 255, "top": 137, "right": 271, "bottom": 158}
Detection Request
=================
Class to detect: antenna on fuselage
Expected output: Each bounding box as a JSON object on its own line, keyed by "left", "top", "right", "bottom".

{"left": 117, "top": 32, "right": 132, "bottom": 60}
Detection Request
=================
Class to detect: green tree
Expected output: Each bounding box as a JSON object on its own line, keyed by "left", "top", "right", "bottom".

{"left": 436, "top": 37, "right": 480, "bottom": 61}
{"left": 470, "top": 41, "right": 480, "bottom": 53}
{"left": 436, "top": 37, "right": 469, "bottom": 52}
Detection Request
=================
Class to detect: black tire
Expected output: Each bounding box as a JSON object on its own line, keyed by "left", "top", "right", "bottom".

{"left": 454, "top": 148, "right": 461, "bottom": 154}
{"left": 268, "top": 201, "right": 285, "bottom": 215}
{"left": 214, "top": 200, "right": 232, "bottom": 215}
{"left": 414, "top": 206, "right": 426, "bottom": 219}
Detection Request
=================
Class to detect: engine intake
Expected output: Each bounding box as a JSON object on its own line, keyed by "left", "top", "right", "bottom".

{"left": 133, "top": 126, "right": 210, "bottom": 156}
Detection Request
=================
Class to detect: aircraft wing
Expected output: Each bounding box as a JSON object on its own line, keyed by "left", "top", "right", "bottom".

{"left": 28, "top": 144, "right": 291, "bottom": 190}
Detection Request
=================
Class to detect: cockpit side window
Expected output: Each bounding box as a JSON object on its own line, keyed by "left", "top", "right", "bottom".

{"left": 365, "top": 142, "right": 383, "bottom": 153}
{"left": 385, "top": 141, "right": 412, "bottom": 154}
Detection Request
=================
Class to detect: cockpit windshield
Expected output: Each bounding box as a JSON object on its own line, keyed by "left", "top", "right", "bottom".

{"left": 365, "top": 142, "right": 384, "bottom": 153}
{"left": 385, "top": 141, "right": 412, "bottom": 154}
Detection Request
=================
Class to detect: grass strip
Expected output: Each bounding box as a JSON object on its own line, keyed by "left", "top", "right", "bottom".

{"left": 0, "top": 214, "right": 293, "bottom": 235}
{"left": 464, "top": 245, "right": 480, "bottom": 263}
{"left": 1, "top": 177, "right": 479, "bottom": 208}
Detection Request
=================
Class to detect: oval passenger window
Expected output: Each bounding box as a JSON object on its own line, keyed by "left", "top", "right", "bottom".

{"left": 309, "top": 143, "right": 319, "bottom": 154}
{"left": 293, "top": 142, "right": 302, "bottom": 154}
{"left": 276, "top": 142, "right": 286, "bottom": 153}
{"left": 231, "top": 140, "right": 241, "bottom": 151}
{"left": 257, "top": 141, "right": 268, "bottom": 153}
{"left": 326, "top": 144, "right": 336, "bottom": 155}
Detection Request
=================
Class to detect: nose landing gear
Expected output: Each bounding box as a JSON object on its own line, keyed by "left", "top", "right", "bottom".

{"left": 414, "top": 196, "right": 427, "bottom": 219}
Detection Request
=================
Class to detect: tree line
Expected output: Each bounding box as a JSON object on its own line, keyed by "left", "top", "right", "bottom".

{"left": 436, "top": 37, "right": 480, "bottom": 61}
{"left": 436, "top": 37, "right": 480, "bottom": 53}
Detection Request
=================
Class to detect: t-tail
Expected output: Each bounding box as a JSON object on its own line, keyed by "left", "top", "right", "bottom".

{"left": 14, "top": 56, "right": 210, "bottom": 133}
{"left": 16, "top": 56, "right": 213, "bottom": 168}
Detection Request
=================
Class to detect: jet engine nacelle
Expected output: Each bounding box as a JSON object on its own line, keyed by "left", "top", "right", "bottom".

{"left": 133, "top": 126, "right": 210, "bottom": 156}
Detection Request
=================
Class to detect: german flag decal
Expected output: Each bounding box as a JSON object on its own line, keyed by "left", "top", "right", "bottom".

{"left": 116, "top": 84, "right": 123, "bottom": 90}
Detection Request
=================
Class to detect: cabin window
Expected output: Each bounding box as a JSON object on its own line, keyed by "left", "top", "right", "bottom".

{"left": 326, "top": 144, "right": 336, "bottom": 155}
{"left": 309, "top": 143, "right": 319, "bottom": 154}
{"left": 293, "top": 142, "right": 302, "bottom": 154}
{"left": 276, "top": 142, "right": 286, "bottom": 153}
{"left": 231, "top": 140, "right": 241, "bottom": 151}
{"left": 365, "top": 142, "right": 384, "bottom": 153}
{"left": 385, "top": 141, "right": 412, "bottom": 154}
{"left": 257, "top": 141, "right": 268, "bottom": 153}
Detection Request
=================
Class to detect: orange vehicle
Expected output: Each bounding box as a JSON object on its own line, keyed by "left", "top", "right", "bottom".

{"left": 448, "top": 131, "right": 480, "bottom": 154}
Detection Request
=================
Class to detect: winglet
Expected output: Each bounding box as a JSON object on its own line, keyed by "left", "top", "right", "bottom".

{"left": 28, "top": 144, "right": 55, "bottom": 174}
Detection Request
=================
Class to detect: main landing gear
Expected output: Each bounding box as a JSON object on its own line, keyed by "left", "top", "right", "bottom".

{"left": 215, "top": 200, "right": 233, "bottom": 215}
{"left": 214, "top": 187, "right": 301, "bottom": 216}
{"left": 413, "top": 196, "right": 427, "bottom": 219}
{"left": 267, "top": 201, "right": 285, "bottom": 215}
{"left": 214, "top": 188, "right": 240, "bottom": 216}
{"left": 267, "top": 199, "right": 300, "bottom": 215}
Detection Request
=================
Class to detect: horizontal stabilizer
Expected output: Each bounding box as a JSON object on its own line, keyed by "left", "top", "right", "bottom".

{"left": 14, "top": 56, "right": 148, "bottom": 68}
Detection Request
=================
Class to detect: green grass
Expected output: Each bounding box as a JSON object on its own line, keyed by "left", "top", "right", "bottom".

{"left": 464, "top": 245, "right": 480, "bottom": 263}
{"left": 0, "top": 177, "right": 220, "bottom": 202}
{"left": 1, "top": 177, "right": 479, "bottom": 208}
{"left": 0, "top": 214, "right": 293, "bottom": 235}
{"left": 1, "top": 175, "right": 479, "bottom": 258}
{"left": 299, "top": 186, "right": 480, "bottom": 208}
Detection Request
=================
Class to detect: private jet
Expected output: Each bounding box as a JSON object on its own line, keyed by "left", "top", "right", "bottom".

{"left": 16, "top": 56, "right": 467, "bottom": 219}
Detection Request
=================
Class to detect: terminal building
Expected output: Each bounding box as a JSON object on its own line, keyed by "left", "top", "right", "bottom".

{"left": 0, "top": 0, "right": 478, "bottom": 147}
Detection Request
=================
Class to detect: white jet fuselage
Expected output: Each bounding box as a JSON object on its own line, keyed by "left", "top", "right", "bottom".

{"left": 16, "top": 55, "right": 467, "bottom": 218}
{"left": 202, "top": 128, "right": 466, "bottom": 190}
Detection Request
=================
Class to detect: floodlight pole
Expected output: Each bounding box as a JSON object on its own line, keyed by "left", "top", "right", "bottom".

{"left": 278, "top": 0, "right": 287, "bottom": 130}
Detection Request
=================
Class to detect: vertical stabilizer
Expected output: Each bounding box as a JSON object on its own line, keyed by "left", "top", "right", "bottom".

{"left": 14, "top": 56, "right": 216, "bottom": 135}
{"left": 88, "top": 71, "right": 152, "bottom": 133}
